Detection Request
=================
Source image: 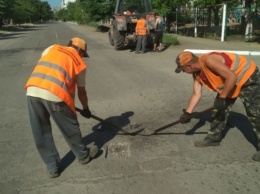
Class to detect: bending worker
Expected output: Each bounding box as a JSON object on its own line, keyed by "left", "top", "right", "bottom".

{"left": 175, "top": 51, "right": 260, "bottom": 162}
{"left": 25, "top": 37, "right": 98, "bottom": 178}
{"left": 153, "top": 12, "right": 164, "bottom": 52}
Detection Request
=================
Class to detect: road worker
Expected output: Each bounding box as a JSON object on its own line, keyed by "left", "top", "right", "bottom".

{"left": 175, "top": 51, "right": 260, "bottom": 162}
{"left": 135, "top": 14, "right": 149, "bottom": 54}
{"left": 153, "top": 13, "right": 164, "bottom": 52}
{"left": 25, "top": 37, "right": 98, "bottom": 178}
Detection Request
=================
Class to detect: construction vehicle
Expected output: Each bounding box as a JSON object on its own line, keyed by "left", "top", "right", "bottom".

{"left": 108, "top": 0, "right": 156, "bottom": 50}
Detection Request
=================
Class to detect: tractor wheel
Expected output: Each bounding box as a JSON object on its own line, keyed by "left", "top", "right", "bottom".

{"left": 108, "top": 30, "right": 114, "bottom": 46}
{"left": 113, "top": 29, "right": 125, "bottom": 50}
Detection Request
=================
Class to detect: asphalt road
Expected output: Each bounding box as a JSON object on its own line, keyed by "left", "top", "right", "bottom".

{"left": 0, "top": 21, "right": 260, "bottom": 194}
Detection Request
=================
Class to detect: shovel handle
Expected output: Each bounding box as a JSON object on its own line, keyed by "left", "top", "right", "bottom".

{"left": 75, "top": 107, "right": 132, "bottom": 134}
{"left": 151, "top": 106, "right": 215, "bottom": 135}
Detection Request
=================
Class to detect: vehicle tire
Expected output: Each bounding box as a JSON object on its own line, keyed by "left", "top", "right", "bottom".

{"left": 108, "top": 30, "right": 114, "bottom": 46}
{"left": 113, "top": 29, "right": 125, "bottom": 50}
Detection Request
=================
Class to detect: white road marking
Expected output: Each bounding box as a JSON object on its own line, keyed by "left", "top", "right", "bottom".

{"left": 184, "top": 49, "right": 260, "bottom": 56}
{"left": 55, "top": 30, "right": 59, "bottom": 44}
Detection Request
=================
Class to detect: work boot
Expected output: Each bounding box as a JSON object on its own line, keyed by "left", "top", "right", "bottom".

{"left": 194, "top": 136, "right": 221, "bottom": 147}
{"left": 252, "top": 143, "right": 260, "bottom": 162}
{"left": 252, "top": 151, "right": 260, "bottom": 162}
{"left": 49, "top": 171, "right": 60, "bottom": 178}
{"left": 79, "top": 144, "right": 99, "bottom": 164}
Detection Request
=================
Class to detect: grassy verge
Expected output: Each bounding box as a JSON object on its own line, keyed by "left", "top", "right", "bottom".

{"left": 163, "top": 34, "right": 179, "bottom": 46}
{"left": 86, "top": 21, "right": 99, "bottom": 28}
{"left": 0, "top": 23, "right": 34, "bottom": 35}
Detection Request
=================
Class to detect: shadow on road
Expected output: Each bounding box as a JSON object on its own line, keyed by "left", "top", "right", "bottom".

{"left": 185, "top": 111, "right": 258, "bottom": 149}
{"left": 96, "top": 25, "right": 110, "bottom": 33}
{"left": 0, "top": 25, "right": 41, "bottom": 40}
{"left": 129, "top": 44, "right": 171, "bottom": 54}
{"left": 0, "top": 34, "right": 25, "bottom": 40}
{"left": 151, "top": 110, "right": 257, "bottom": 150}
{"left": 59, "top": 111, "right": 134, "bottom": 173}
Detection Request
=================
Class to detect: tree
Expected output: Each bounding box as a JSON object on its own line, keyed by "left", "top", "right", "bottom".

{"left": 80, "top": 0, "right": 115, "bottom": 22}
{"left": 0, "top": 0, "right": 53, "bottom": 25}
{"left": 57, "top": 0, "right": 115, "bottom": 24}
{"left": 0, "top": 0, "right": 5, "bottom": 27}
{"left": 152, "top": 0, "right": 189, "bottom": 32}
{"left": 40, "top": 1, "right": 53, "bottom": 21}
{"left": 57, "top": 8, "right": 69, "bottom": 22}
{"left": 193, "top": 0, "right": 237, "bottom": 27}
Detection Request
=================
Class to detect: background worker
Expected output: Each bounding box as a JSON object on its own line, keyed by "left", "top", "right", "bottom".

{"left": 153, "top": 13, "right": 164, "bottom": 52}
{"left": 25, "top": 37, "right": 98, "bottom": 178}
{"left": 175, "top": 51, "right": 260, "bottom": 162}
{"left": 135, "top": 14, "right": 149, "bottom": 54}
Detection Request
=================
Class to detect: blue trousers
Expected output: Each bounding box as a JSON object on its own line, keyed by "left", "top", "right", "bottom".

{"left": 135, "top": 35, "right": 147, "bottom": 52}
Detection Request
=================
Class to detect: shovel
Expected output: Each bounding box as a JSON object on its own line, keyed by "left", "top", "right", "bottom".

{"left": 145, "top": 106, "right": 215, "bottom": 136}
{"left": 76, "top": 107, "right": 144, "bottom": 135}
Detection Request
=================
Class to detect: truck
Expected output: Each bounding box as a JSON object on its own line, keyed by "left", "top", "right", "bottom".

{"left": 108, "top": 0, "right": 156, "bottom": 50}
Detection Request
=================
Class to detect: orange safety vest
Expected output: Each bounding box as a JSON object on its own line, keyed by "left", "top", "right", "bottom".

{"left": 25, "top": 44, "right": 87, "bottom": 114}
{"left": 136, "top": 18, "right": 147, "bottom": 36}
{"left": 195, "top": 52, "right": 256, "bottom": 98}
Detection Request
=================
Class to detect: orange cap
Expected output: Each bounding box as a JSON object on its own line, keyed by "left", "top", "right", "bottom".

{"left": 175, "top": 51, "right": 193, "bottom": 73}
{"left": 70, "top": 37, "right": 89, "bottom": 58}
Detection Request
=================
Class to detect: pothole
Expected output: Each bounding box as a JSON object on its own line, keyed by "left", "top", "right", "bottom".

{"left": 105, "top": 142, "right": 130, "bottom": 158}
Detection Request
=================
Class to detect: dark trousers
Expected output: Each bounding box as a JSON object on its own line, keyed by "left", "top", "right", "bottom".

{"left": 154, "top": 31, "right": 163, "bottom": 44}
{"left": 135, "top": 35, "right": 147, "bottom": 52}
{"left": 27, "top": 97, "right": 88, "bottom": 173}
{"left": 208, "top": 68, "right": 260, "bottom": 146}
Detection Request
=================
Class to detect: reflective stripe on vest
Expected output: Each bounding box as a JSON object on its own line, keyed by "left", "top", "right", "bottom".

{"left": 215, "top": 54, "right": 251, "bottom": 93}
{"left": 232, "top": 54, "right": 251, "bottom": 84}
{"left": 30, "top": 72, "right": 75, "bottom": 99}
{"left": 197, "top": 52, "right": 256, "bottom": 98}
{"left": 38, "top": 61, "right": 72, "bottom": 82}
{"left": 25, "top": 45, "right": 86, "bottom": 114}
{"left": 136, "top": 19, "right": 147, "bottom": 36}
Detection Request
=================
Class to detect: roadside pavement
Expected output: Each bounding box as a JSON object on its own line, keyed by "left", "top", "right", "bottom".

{"left": 170, "top": 33, "right": 260, "bottom": 53}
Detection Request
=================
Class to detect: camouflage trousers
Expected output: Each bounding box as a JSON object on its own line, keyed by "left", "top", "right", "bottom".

{"left": 208, "top": 68, "right": 260, "bottom": 145}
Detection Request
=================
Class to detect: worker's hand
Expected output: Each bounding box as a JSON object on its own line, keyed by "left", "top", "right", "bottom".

{"left": 180, "top": 112, "right": 192, "bottom": 123}
{"left": 81, "top": 107, "right": 92, "bottom": 119}
{"left": 214, "top": 97, "right": 226, "bottom": 111}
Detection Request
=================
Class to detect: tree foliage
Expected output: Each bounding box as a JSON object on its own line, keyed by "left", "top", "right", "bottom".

{"left": 57, "top": 0, "right": 115, "bottom": 24}
{"left": 152, "top": 0, "right": 188, "bottom": 16}
{"left": 55, "top": 0, "right": 259, "bottom": 27}
{"left": 151, "top": 0, "right": 260, "bottom": 29}
{"left": 0, "top": 0, "right": 53, "bottom": 26}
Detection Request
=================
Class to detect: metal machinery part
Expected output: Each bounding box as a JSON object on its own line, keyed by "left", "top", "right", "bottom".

{"left": 108, "top": 0, "right": 156, "bottom": 50}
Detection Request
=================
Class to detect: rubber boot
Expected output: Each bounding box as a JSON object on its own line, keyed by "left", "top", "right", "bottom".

{"left": 252, "top": 143, "right": 260, "bottom": 162}
{"left": 194, "top": 136, "right": 221, "bottom": 147}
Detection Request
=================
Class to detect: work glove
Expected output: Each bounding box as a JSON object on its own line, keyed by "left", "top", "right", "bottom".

{"left": 180, "top": 111, "right": 192, "bottom": 123}
{"left": 80, "top": 107, "right": 92, "bottom": 119}
{"left": 214, "top": 97, "right": 226, "bottom": 111}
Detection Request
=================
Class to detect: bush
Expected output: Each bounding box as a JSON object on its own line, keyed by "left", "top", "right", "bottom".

{"left": 87, "top": 21, "right": 99, "bottom": 28}
{"left": 163, "top": 34, "right": 179, "bottom": 45}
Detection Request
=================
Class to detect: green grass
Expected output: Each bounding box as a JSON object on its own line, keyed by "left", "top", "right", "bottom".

{"left": 87, "top": 21, "right": 99, "bottom": 28}
{"left": 163, "top": 34, "right": 179, "bottom": 45}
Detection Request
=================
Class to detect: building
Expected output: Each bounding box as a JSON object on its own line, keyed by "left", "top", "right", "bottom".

{"left": 62, "top": 0, "right": 76, "bottom": 8}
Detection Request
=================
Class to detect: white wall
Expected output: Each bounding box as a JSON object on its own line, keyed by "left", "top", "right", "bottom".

{"left": 62, "top": 0, "right": 76, "bottom": 8}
